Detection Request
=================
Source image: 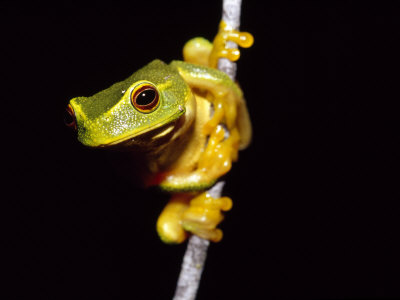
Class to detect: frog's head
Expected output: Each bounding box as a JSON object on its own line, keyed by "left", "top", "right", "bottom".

{"left": 65, "top": 60, "right": 193, "bottom": 148}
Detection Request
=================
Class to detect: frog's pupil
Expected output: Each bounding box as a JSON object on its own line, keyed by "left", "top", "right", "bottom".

{"left": 136, "top": 89, "right": 156, "bottom": 106}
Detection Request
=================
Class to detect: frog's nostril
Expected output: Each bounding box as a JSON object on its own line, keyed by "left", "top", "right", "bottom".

{"left": 64, "top": 104, "right": 77, "bottom": 130}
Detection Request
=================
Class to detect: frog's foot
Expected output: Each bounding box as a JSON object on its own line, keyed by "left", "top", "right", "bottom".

{"left": 198, "top": 124, "right": 240, "bottom": 177}
{"left": 208, "top": 20, "right": 254, "bottom": 68}
{"left": 181, "top": 191, "right": 233, "bottom": 242}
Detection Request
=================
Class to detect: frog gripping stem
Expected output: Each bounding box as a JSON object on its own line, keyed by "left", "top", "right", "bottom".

{"left": 173, "top": 1, "right": 250, "bottom": 299}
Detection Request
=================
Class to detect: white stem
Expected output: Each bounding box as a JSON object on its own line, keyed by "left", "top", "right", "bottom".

{"left": 173, "top": 1, "right": 242, "bottom": 299}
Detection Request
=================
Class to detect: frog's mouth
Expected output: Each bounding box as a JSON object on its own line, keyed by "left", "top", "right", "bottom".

{"left": 102, "top": 110, "right": 186, "bottom": 148}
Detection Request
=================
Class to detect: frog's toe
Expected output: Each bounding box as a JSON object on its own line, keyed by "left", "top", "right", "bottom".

{"left": 216, "top": 47, "right": 241, "bottom": 63}
{"left": 182, "top": 222, "right": 224, "bottom": 242}
{"left": 181, "top": 192, "right": 232, "bottom": 242}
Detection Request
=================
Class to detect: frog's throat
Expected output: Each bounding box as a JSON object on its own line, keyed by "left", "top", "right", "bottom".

{"left": 105, "top": 108, "right": 186, "bottom": 147}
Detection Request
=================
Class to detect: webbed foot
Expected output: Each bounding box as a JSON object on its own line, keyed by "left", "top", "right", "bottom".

{"left": 157, "top": 191, "right": 232, "bottom": 243}
{"left": 182, "top": 191, "right": 232, "bottom": 242}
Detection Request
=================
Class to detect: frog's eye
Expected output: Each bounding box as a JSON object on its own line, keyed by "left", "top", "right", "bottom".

{"left": 131, "top": 83, "right": 160, "bottom": 113}
{"left": 64, "top": 104, "right": 77, "bottom": 130}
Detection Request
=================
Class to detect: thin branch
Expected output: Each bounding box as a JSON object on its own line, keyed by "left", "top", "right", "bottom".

{"left": 173, "top": 1, "right": 243, "bottom": 299}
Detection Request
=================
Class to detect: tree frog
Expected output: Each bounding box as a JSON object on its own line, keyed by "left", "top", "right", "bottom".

{"left": 65, "top": 21, "right": 253, "bottom": 243}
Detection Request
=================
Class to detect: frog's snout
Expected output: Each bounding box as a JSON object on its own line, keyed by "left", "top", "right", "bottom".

{"left": 64, "top": 104, "right": 77, "bottom": 130}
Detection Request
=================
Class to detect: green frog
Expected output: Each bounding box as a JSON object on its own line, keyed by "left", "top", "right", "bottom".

{"left": 65, "top": 21, "right": 253, "bottom": 243}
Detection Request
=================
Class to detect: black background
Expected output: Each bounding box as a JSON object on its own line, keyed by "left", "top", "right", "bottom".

{"left": 2, "top": 1, "right": 399, "bottom": 299}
